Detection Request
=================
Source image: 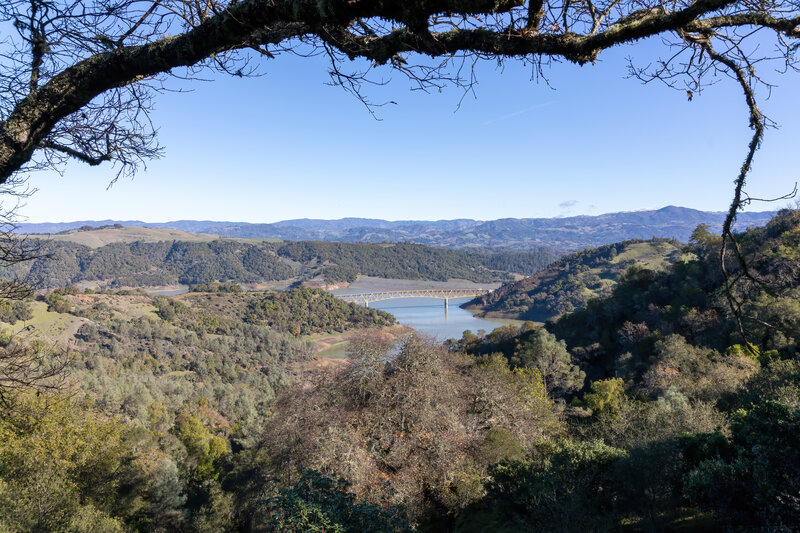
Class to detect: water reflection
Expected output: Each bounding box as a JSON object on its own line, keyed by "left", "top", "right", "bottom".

{"left": 364, "top": 296, "right": 522, "bottom": 341}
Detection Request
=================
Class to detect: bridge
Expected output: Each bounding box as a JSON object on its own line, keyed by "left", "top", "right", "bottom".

{"left": 337, "top": 288, "right": 491, "bottom": 308}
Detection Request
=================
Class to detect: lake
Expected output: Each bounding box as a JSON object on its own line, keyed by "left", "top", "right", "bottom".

{"left": 146, "top": 278, "right": 522, "bottom": 340}
{"left": 355, "top": 296, "right": 523, "bottom": 341}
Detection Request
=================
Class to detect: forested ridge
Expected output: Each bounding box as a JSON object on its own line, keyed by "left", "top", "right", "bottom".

{"left": 3, "top": 239, "right": 557, "bottom": 289}
{"left": 1, "top": 210, "right": 799, "bottom": 531}
{"left": 466, "top": 238, "right": 684, "bottom": 321}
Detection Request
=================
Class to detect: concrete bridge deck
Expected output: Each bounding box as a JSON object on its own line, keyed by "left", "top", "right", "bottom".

{"left": 337, "top": 288, "right": 491, "bottom": 308}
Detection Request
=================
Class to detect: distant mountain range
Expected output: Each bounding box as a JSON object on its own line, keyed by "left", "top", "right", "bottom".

{"left": 17, "top": 206, "right": 776, "bottom": 251}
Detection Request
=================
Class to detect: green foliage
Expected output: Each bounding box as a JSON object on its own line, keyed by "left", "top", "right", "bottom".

{"left": 278, "top": 241, "right": 554, "bottom": 283}
{"left": 684, "top": 401, "right": 800, "bottom": 529}
{"left": 611, "top": 438, "right": 688, "bottom": 530}
{"left": 5, "top": 239, "right": 294, "bottom": 289}
{"left": 473, "top": 353, "right": 563, "bottom": 439}
{"left": 0, "top": 298, "right": 32, "bottom": 324}
{"left": 246, "top": 287, "right": 395, "bottom": 335}
{"left": 513, "top": 329, "right": 585, "bottom": 398}
{"left": 726, "top": 342, "right": 779, "bottom": 371}
{"left": 479, "top": 427, "right": 525, "bottom": 464}
{"left": 70, "top": 295, "right": 313, "bottom": 449}
{"left": 643, "top": 335, "right": 756, "bottom": 402}
{"left": 6, "top": 238, "right": 555, "bottom": 290}
{"left": 585, "top": 393, "right": 724, "bottom": 451}
{"left": 458, "top": 439, "right": 626, "bottom": 532}
{"left": 260, "top": 470, "right": 409, "bottom": 532}
{"left": 551, "top": 209, "right": 800, "bottom": 395}
{"left": 738, "top": 358, "right": 800, "bottom": 409}
{"left": 21, "top": 289, "right": 320, "bottom": 530}
{"left": 188, "top": 282, "right": 243, "bottom": 293}
{"left": 46, "top": 291, "right": 72, "bottom": 313}
{"left": 0, "top": 393, "right": 128, "bottom": 532}
{"left": 4, "top": 210, "right": 799, "bottom": 532}
{"left": 689, "top": 223, "right": 722, "bottom": 261}
{"left": 175, "top": 414, "right": 229, "bottom": 480}
{"left": 583, "top": 377, "right": 625, "bottom": 415}
{"left": 323, "top": 265, "right": 359, "bottom": 284}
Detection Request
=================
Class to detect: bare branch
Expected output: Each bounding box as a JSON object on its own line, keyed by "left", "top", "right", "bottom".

{"left": 39, "top": 139, "right": 112, "bottom": 166}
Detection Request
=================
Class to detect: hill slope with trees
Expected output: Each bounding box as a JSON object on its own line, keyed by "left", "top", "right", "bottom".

{"left": 1, "top": 210, "right": 799, "bottom": 531}
{"left": 0, "top": 285, "right": 398, "bottom": 531}
{"left": 3, "top": 238, "right": 557, "bottom": 289}
{"left": 466, "top": 238, "right": 684, "bottom": 321}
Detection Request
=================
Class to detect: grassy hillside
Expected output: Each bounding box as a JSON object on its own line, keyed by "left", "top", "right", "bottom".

{"left": 466, "top": 238, "right": 683, "bottom": 321}
{"left": 35, "top": 225, "right": 221, "bottom": 248}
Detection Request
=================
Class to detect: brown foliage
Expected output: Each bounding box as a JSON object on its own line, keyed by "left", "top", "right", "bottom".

{"left": 258, "top": 335, "right": 563, "bottom": 521}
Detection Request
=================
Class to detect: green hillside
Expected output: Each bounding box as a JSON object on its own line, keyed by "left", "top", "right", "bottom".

{"left": 444, "top": 209, "right": 800, "bottom": 532}
{"left": 466, "top": 238, "right": 683, "bottom": 321}
{"left": 3, "top": 238, "right": 556, "bottom": 289}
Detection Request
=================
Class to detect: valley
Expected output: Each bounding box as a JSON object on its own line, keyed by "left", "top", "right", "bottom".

{"left": 1, "top": 210, "right": 799, "bottom": 532}
{"left": 7, "top": 231, "right": 554, "bottom": 291}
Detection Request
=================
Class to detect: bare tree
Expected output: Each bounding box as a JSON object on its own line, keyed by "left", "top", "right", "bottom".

{"left": 0, "top": 334, "right": 69, "bottom": 415}
{"left": 0, "top": 194, "right": 62, "bottom": 411}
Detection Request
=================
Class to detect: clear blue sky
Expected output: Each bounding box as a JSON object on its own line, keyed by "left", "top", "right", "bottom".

{"left": 21, "top": 37, "right": 800, "bottom": 223}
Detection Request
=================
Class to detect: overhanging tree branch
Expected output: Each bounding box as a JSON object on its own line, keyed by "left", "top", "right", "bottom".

{"left": 39, "top": 140, "right": 113, "bottom": 166}
{"left": 1, "top": 0, "right": 798, "bottom": 183}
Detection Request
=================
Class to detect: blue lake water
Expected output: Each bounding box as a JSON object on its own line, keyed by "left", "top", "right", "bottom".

{"left": 360, "top": 296, "right": 522, "bottom": 341}
{"left": 146, "top": 285, "right": 520, "bottom": 341}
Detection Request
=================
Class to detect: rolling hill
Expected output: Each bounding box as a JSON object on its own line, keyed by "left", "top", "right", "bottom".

{"left": 37, "top": 225, "right": 220, "bottom": 248}
{"left": 464, "top": 238, "right": 685, "bottom": 321}
{"left": 3, "top": 238, "right": 556, "bottom": 290}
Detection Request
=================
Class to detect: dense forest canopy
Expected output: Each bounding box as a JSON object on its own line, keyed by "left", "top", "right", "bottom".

{"left": 0, "top": 285, "right": 399, "bottom": 530}
{"left": 0, "top": 238, "right": 556, "bottom": 289}
{"left": 277, "top": 241, "right": 556, "bottom": 284}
